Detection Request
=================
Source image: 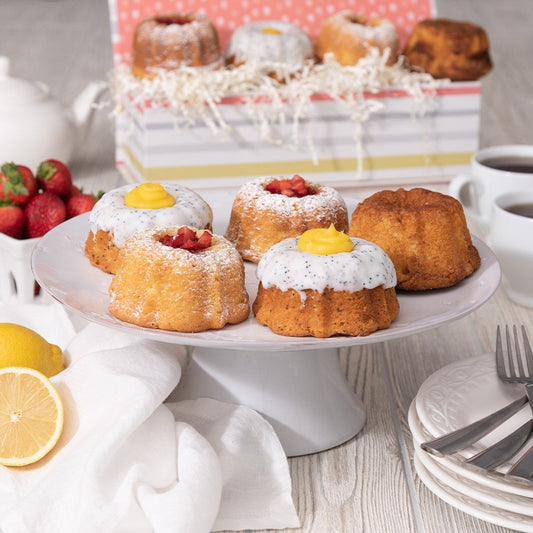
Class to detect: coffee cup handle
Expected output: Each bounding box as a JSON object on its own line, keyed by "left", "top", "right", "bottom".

{"left": 448, "top": 174, "right": 488, "bottom": 231}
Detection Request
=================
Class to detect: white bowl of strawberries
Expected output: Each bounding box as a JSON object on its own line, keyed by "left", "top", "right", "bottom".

{"left": 0, "top": 159, "right": 101, "bottom": 303}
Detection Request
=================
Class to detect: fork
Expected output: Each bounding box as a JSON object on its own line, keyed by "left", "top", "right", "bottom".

{"left": 421, "top": 326, "right": 530, "bottom": 458}
{"left": 465, "top": 325, "right": 533, "bottom": 477}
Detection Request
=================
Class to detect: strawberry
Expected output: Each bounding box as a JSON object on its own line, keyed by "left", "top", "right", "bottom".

{"left": 65, "top": 192, "right": 97, "bottom": 219}
{"left": 24, "top": 192, "right": 66, "bottom": 238}
{"left": 0, "top": 201, "right": 25, "bottom": 239}
{"left": 160, "top": 227, "right": 212, "bottom": 251}
{"left": 36, "top": 159, "right": 72, "bottom": 198}
{"left": 0, "top": 162, "right": 38, "bottom": 205}
{"left": 265, "top": 175, "right": 315, "bottom": 197}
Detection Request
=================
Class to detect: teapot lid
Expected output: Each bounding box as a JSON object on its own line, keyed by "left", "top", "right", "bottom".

{"left": 0, "top": 57, "right": 48, "bottom": 107}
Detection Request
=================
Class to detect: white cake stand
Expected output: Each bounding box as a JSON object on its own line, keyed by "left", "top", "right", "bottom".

{"left": 32, "top": 210, "right": 500, "bottom": 456}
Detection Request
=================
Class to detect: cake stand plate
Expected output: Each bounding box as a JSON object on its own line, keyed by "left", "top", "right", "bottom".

{"left": 32, "top": 204, "right": 500, "bottom": 456}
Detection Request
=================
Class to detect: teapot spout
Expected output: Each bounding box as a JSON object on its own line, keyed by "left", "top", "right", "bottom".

{"left": 71, "top": 81, "right": 108, "bottom": 147}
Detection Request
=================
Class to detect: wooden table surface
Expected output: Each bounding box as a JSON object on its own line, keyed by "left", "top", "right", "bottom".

{"left": 2, "top": 1, "right": 533, "bottom": 532}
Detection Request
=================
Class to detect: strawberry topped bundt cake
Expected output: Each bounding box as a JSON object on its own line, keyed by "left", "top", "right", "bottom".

{"left": 225, "top": 175, "right": 349, "bottom": 263}
{"left": 253, "top": 224, "right": 399, "bottom": 337}
{"left": 131, "top": 12, "right": 223, "bottom": 78}
{"left": 108, "top": 226, "right": 250, "bottom": 332}
{"left": 85, "top": 182, "right": 212, "bottom": 274}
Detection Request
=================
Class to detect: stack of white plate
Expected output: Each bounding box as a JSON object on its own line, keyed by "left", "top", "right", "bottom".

{"left": 409, "top": 353, "right": 533, "bottom": 532}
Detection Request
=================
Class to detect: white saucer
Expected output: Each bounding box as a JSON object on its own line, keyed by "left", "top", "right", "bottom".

{"left": 415, "top": 353, "right": 529, "bottom": 459}
{"left": 409, "top": 402, "right": 533, "bottom": 503}
{"left": 414, "top": 451, "right": 533, "bottom": 532}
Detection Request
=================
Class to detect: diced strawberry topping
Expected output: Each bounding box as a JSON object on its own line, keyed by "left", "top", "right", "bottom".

{"left": 159, "top": 227, "right": 212, "bottom": 251}
{"left": 265, "top": 175, "right": 316, "bottom": 197}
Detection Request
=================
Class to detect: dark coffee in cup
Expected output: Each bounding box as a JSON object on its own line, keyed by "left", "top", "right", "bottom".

{"left": 481, "top": 156, "right": 533, "bottom": 174}
{"left": 505, "top": 202, "right": 533, "bottom": 218}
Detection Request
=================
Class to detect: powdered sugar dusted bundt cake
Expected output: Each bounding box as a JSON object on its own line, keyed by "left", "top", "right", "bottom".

{"left": 315, "top": 10, "right": 400, "bottom": 66}
{"left": 349, "top": 188, "right": 481, "bottom": 290}
{"left": 225, "top": 175, "right": 349, "bottom": 263}
{"left": 132, "top": 12, "right": 223, "bottom": 78}
{"left": 253, "top": 225, "right": 399, "bottom": 337}
{"left": 109, "top": 226, "right": 250, "bottom": 332}
{"left": 85, "top": 182, "right": 212, "bottom": 274}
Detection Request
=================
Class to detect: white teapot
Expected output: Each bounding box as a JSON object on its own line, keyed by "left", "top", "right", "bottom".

{"left": 0, "top": 56, "right": 108, "bottom": 171}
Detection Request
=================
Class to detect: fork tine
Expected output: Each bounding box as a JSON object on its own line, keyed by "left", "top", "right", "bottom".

{"left": 506, "top": 325, "right": 519, "bottom": 379}
{"left": 495, "top": 325, "right": 507, "bottom": 380}
{"left": 521, "top": 325, "right": 533, "bottom": 378}
{"left": 513, "top": 325, "right": 526, "bottom": 379}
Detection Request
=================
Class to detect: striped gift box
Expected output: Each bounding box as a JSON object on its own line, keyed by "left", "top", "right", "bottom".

{"left": 115, "top": 81, "right": 480, "bottom": 185}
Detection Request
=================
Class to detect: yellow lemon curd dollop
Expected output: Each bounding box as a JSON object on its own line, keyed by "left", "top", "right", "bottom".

{"left": 297, "top": 224, "right": 354, "bottom": 255}
{"left": 124, "top": 183, "right": 176, "bottom": 209}
{"left": 0, "top": 323, "right": 65, "bottom": 377}
{"left": 261, "top": 27, "right": 282, "bottom": 35}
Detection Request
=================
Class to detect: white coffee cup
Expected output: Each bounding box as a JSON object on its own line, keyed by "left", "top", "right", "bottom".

{"left": 487, "top": 190, "right": 533, "bottom": 308}
{"left": 449, "top": 145, "right": 533, "bottom": 224}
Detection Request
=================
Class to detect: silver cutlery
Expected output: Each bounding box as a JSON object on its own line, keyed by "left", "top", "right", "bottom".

{"left": 492, "top": 325, "right": 533, "bottom": 481}
{"left": 421, "top": 325, "right": 532, "bottom": 459}
{"left": 420, "top": 395, "right": 527, "bottom": 457}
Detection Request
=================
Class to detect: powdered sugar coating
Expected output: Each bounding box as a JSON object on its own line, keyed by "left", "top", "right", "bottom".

{"left": 88, "top": 183, "right": 213, "bottom": 248}
{"left": 232, "top": 176, "right": 347, "bottom": 218}
{"left": 226, "top": 20, "right": 314, "bottom": 69}
{"left": 132, "top": 12, "right": 223, "bottom": 74}
{"left": 108, "top": 225, "right": 250, "bottom": 331}
{"left": 256, "top": 236, "right": 397, "bottom": 299}
{"left": 330, "top": 10, "right": 400, "bottom": 45}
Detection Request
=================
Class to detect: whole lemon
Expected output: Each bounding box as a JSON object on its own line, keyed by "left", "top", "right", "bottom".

{"left": 0, "top": 323, "right": 65, "bottom": 377}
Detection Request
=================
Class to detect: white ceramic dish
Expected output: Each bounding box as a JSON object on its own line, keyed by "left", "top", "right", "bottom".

{"left": 414, "top": 451, "right": 533, "bottom": 532}
{"left": 32, "top": 187, "right": 500, "bottom": 350}
{"left": 409, "top": 401, "right": 533, "bottom": 500}
{"left": 415, "top": 353, "right": 529, "bottom": 459}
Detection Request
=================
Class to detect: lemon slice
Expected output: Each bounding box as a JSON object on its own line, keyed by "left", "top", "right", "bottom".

{"left": 0, "top": 367, "right": 64, "bottom": 466}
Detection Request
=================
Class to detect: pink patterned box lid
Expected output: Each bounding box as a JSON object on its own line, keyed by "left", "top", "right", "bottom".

{"left": 108, "top": 0, "right": 436, "bottom": 66}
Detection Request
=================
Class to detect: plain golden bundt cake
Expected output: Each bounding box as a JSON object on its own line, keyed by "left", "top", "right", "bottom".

{"left": 131, "top": 12, "right": 223, "bottom": 78}
{"left": 315, "top": 10, "right": 400, "bottom": 66}
{"left": 349, "top": 188, "right": 481, "bottom": 291}
{"left": 108, "top": 226, "right": 250, "bottom": 332}
{"left": 225, "top": 175, "right": 349, "bottom": 263}
{"left": 403, "top": 18, "right": 492, "bottom": 81}
{"left": 253, "top": 225, "right": 399, "bottom": 337}
{"left": 85, "top": 182, "right": 213, "bottom": 274}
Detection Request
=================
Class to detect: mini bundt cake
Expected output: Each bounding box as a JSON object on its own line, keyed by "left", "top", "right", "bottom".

{"left": 109, "top": 226, "right": 250, "bottom": 332}
{"left": 315, "top": 10, "right": 400, "bottom": 66}
{"left": 253, "top": 225, "right": 399, "bottom": 337}
{"left": 225, "top": 20, "right": 314, "bottom": 78}
{"left": 403, "top": 18, "right": 492, "bottom": 81}
{"left": 131, "top": 12, "right": 223, "bottom": 78}
{"left": 225, "top": 175, "right": 349, "bottom": 263}
{"left": 349, "top": 188, "right": 481, "bottom": 291}
{"left": 85, "top": 182, "right": 213, "bottom": 274}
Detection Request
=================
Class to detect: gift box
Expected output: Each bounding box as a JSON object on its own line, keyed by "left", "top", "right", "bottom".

{"left": 107, "top": 0, "right": 482, "bottom": 186}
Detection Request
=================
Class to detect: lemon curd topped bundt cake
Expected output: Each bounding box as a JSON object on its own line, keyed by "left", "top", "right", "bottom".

{"left": 225, "top": 175, "right": 349, "bottom": 263}
{"left": 131, "top": 12, "right": 223, "bottom": 78}
{"left": 225, "top": 21, "right": 314, "bottom": 78}
{"left": 108, "top": 226, "right": 250, "bottom": 332}
{"left": 85, "top": 182, "right": 213, "bottom": 274}
{"left": 349, "top": 188, "right": 481, "bottom": 291}
{"left": 403, "top": 18, "right": 492, "bottom": 81}
{"left": 253, "top": 225, "right": 399, "bottom": 337}
{"left": 315, "top": 10, "right": 400, "bottom": 66}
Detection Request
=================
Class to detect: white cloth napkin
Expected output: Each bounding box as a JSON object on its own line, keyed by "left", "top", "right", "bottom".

{"left": 0, "top": 301, "right": 299, "bottom": 533}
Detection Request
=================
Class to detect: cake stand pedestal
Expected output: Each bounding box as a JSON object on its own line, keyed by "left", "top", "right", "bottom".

{"left": 171, "top": 346, "right": 365, "bottom": 457}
